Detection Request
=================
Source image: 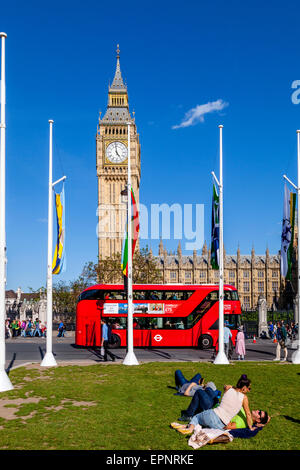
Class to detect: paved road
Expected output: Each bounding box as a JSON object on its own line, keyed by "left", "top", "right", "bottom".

{"left": 4, "top": 333, "right": 299, "bottom": 369}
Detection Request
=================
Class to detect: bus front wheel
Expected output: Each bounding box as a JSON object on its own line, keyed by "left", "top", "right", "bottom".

{"left": 108, "top": 334, "right": 121, "bottom": 349}
{"left": 198, "top": 334, "right": 213, "bottom": 350}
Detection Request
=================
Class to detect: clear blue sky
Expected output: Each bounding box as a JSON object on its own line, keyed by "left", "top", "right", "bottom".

{"left": 1, "top": 0, "right": 300, "bottom": 291}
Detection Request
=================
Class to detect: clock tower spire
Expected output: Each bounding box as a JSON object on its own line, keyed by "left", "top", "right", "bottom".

{"left": 96, "top": 46, "right": 141, "bottom": 263}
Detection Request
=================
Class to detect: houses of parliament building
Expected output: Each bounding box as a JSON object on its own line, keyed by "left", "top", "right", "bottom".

{"left": 96, "top": 47, "right": 296, "bottom": 312}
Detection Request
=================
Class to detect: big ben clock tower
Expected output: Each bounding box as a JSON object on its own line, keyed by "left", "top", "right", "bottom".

{"left": 96, "top": 45, "right": 141, "bottom": 260}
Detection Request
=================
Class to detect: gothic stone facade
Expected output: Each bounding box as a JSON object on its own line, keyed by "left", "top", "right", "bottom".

{"left": 156, "top": 241, "right": 284, "bottom": 311}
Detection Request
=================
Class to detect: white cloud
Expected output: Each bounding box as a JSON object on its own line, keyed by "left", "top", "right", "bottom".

{"left": 172, "top": 99, "right": 228, "bottom": 129}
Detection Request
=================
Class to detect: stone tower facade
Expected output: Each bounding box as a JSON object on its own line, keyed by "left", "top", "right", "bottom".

{"left": 96, "top": 46, "right": 141, "bottom": 259}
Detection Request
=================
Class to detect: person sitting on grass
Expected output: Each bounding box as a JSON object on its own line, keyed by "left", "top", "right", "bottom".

{"left": 171, "top": 374, "right": 254, "bottom": 434}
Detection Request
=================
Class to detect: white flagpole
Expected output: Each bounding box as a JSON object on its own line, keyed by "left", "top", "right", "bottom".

{"left": 123, "top": 121, "right": 139, "bottom": 366}
{"left": 214, "top": 125, "right": 229, "bottom": 365}
{"left": 0, "top": 32, "right": 13, "bottom": 391}
{"left": 292, "top": 130, "right": 300, "bottom": 364}
{"left": 41, "top": 120, "right": 57, "bottom": 367}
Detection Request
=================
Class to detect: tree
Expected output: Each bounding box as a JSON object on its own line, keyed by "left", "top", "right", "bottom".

{"left": 96, "top": 252, "right": 123, "bottom": 284}
{"left": 94, "top": 246, "right": 162, "bottom": 284}
{"left": 132, "top": 247, "right": 162, "bottom": 284}
{"left": 27, "top": 247, "right": 162, "bottom": 320}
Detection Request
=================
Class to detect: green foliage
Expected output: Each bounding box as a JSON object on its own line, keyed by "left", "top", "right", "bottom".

{"left": 95, "top": 246, "right": 162, "bottom": 284}
{"left": 242, "top": 311, "right": 294, "bottom": 323}
{"left": 132, "top": 247, "right": 163, "bottom": 284}
{"left": 0, "top": 362, "right": 299, "bottom": 450}
{"left": 30, "top": 248, "right": 162, "bottom": 317}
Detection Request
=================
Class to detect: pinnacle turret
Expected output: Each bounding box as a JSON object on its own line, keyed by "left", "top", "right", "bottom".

{"left": 109, "top": 44, "right": 127, "bottom": 92}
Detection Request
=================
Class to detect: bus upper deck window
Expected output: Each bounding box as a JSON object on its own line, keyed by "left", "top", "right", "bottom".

{"left": 208, "top": 291, "right": 218, "bottom": 300}
{"left": 78, "top": 289, "right": 104, "bottom": 301}
{"left": 231, "top": 291, "right": 239, "bottom": 300}
{"left": 114, "top": 292, "right": 125, "bottom": 300}
{"left": 134, "top": 291, "right": 146, "bottom": 300}
{"left": 150, "top": 292, "right": 159, "bottom": 300}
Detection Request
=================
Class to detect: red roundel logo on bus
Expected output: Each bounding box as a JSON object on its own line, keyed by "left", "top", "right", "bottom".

{"left": 154, "top": 334, "right": 163, "bottom": 342}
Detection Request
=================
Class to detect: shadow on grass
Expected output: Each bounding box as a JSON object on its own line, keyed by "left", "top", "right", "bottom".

{"left": 283, "top": 415, "right": 300, "bottom": 424}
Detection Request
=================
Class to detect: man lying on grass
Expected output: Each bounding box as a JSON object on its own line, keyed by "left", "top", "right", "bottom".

{"left": 226, "top": 407, "right": 270, "bottom": 430}
{"left": 172, "top": 407, "right": 270, "bottom": 435}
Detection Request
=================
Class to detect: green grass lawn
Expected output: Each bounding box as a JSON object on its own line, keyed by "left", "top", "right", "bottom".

{"left": 0, "top": 362, "right": 299, "bottom": 450}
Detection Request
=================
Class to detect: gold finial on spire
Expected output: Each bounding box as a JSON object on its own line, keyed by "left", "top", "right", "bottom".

{"left": 116, "top": 44, "right": 120, "bottom": 59}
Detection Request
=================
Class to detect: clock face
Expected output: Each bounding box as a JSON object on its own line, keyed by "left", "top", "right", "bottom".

{"left": 106, "top": 141, "right": 128, "bottom": 164}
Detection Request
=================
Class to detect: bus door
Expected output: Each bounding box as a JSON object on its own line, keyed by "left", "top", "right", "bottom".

{"left": 83, "top": 314, "right": 101, "bottom": 346}
{"left": 76, "top": 300, "right": 101, "bottom": 347}
{"left": 133, "top": 328, "right": 151, "bottom": 347}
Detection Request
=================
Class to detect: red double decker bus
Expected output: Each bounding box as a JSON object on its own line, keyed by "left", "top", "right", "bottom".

{"left": 75, "top": 284, "right": 242, "bottom": 349}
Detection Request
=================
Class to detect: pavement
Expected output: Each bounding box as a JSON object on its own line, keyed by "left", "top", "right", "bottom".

{"left": 4, "top": 332, "right": 300, "bottom": 370}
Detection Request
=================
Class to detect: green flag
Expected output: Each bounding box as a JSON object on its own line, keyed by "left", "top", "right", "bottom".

{"left": 211, "top": 183, "right": 219, "bottom": 270}
{"left": 286, "top": 191, "right": 296, "bottom": 280}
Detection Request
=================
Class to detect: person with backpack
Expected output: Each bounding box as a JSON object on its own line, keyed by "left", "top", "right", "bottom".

{"left": 57, "top": 321, "right": 65, "bottom": 337}
{"left": 101, "top": 319, "right": 115, "bottom": 362}
{"left": 273, "top": 321, "right": 288, "bottom": 362}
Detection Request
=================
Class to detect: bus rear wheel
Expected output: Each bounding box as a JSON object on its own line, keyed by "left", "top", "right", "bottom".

{"left": 108, "top": 334, "right": 121, "bottom": 349}
{"left": 198, "top": 334, "right": 213, "bottom": 350}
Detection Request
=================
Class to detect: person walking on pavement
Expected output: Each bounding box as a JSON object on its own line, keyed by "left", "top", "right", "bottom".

{"left": 21, "top": 320, "right": 27, "bottom": 337}
{"left": 34, "top": 319, "right": 42, "bottom": 337}
{"left": 5, "top": 319, "right": 11, "bottom": 338}
{"left": 235, "top": 325, "right": 246, "bottom": 360}
{"left": 224, "top": 321, "right": 232, "bottom": 358}
{"left": 268, "top": 321, "right": 274, "bottom": 339}
{"left": 273, "top": 321, "right": 288, "bottom": 362}
{"left": 11, "top": 319, "right": 18, "bottom": 338}
{"left": 57, "top": 321, "right": 65, "bottom": 337}
{"left": 101, "top": 319, "right": 115, "bottom": 362}
{"left": 27, "top": 319, "right": 33, "bottom": 336}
